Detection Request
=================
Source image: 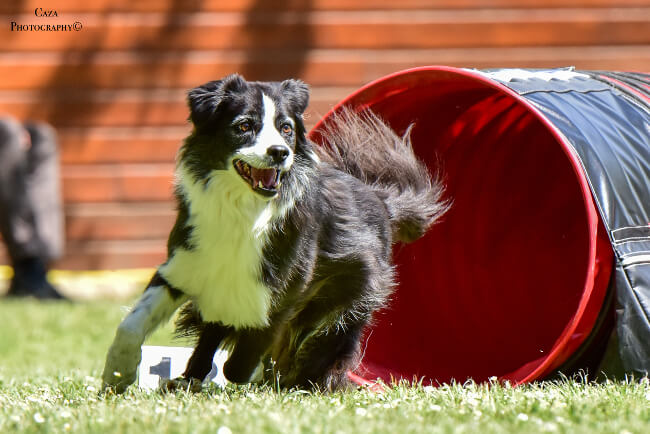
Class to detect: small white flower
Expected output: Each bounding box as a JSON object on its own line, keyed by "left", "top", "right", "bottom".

{"left": 216, "top": 404, "right": 231, "bottom": 414}
{"left": 430, "top": 404, "right": 442, "bottom": 412}
{"left": 355, "top": 408, "right": 368, "bottom": 416}
{"left": 60, "top": 410, "right": 71, "bottom": 419}
{"left": 33, "top": 413, "right": 45, "bottom": 424}
{"left": 542, "top": 422, "right": 558, "bottom": 432}
{"left": 63, "top": 423, "right": 71, "bottom": 431}
{"left": 517, "top": 413, "right": 529, "bottom": 422}
{"left": 217, "top": 426, "right": 232, "bottom": 434}
{"left": 86, "top": 385, "right": 97, "bottom": 393}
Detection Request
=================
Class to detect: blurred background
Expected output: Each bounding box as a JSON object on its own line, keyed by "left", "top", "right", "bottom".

{"left": 0, "top": 0, "right": 648, "bottom": 280}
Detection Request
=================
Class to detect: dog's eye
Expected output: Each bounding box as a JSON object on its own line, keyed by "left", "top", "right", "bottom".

{"left": 281, "top": 123, "right": 293, "bottom": 134}
{"left": 238, "top": 122, "right": 251, "bottom": 133}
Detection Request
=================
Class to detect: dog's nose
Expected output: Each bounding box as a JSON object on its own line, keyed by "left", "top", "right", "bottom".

{"left": 267, "top": 145, "right": 290, "bottom": 163}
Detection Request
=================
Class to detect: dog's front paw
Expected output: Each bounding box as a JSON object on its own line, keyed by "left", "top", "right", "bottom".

{"left": 101, "top": 369, "right": 137, "bottom": 395}
{"left": 160, "top": 377, "right": 203, "bottom": 393}
{"left": 101, "top": 351, "right": 140, "bottom": 394}
{"left": 101, "top": 328, "right": 143, "bottom": 394}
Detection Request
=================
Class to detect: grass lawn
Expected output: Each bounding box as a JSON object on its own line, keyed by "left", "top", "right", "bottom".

{"left": 0, "top": 298, "right": 649, "bottom": 434}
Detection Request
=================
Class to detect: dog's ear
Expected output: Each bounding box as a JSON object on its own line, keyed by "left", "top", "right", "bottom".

{"left": 188, "top": 74, "right": 247, "bottom": 128}
{"left": 280, "top": 79, "right": 310, "bottom": 115}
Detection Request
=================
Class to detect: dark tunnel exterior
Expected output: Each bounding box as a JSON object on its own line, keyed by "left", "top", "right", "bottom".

{"left": 493, "top": 69, "right": 650, "bottom": 377}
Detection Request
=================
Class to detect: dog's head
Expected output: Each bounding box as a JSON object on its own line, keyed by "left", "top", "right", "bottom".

{"left": 182, "top": 74, "right": 310, "bottom": 198}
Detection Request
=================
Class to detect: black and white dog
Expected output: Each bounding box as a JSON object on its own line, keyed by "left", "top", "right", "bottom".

{"left": 101, "top": 74, "right": 447, "bottom": 393}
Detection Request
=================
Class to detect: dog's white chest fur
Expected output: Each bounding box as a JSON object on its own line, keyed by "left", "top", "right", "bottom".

{"left": 159, "top": 165, "right": 275, "bottom": 328}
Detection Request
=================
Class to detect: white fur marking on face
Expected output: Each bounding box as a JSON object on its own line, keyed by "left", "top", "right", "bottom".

{"left": 236, "top": 94, "right": 294, "bottom": 170}
{"left": 159, "top": 164, "right": 277, "bottom": 328}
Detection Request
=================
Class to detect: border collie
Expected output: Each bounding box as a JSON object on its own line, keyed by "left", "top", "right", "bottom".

{"left": 101, "top": 74, "right": 447, "bottom": 393}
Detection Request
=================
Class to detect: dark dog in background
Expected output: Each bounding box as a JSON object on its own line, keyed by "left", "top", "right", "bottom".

{"left": 102, "top": 74, "right": 447, "bottom": 393}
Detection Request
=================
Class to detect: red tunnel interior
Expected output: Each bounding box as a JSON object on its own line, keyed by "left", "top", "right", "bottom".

{"left": 310, "top": 67, "right": 614, "bottom": 385}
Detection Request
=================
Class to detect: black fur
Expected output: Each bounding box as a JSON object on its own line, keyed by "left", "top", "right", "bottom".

{"left": 165, "top": 74, "right": 447, "bottom": 391}
{"left": 147, "top": 271, "right": 184, "bottom": 300}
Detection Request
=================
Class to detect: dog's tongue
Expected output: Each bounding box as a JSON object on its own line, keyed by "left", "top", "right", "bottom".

{"left": 251, "top": 167, "right": 277, "bottom": 189}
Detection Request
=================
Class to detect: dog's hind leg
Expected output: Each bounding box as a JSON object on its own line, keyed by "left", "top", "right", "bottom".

{"left": 279, "top": 318, "right": 366, "bottom": 391}
{"left": 274, "top": 256, "right": 391, "bottom": 391}
{"left": 102, "top": 275, "right": 187, "bottom": 394}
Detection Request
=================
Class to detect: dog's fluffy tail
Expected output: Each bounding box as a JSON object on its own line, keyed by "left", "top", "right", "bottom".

{"left": 315, "top": 108, "right": 449, "bottom": 243}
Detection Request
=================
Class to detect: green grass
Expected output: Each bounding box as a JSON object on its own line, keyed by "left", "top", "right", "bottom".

{"left": 1, "top": 299, "right": 649, "bottom": 433}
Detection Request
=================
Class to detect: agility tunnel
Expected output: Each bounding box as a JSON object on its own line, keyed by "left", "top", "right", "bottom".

{"left": 310, "top": 66, "right": 650, "bottom": 385}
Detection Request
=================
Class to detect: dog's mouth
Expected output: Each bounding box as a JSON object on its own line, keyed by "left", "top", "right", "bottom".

{"left": 233, "top": 159, "right": 282, "bottom": 197}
